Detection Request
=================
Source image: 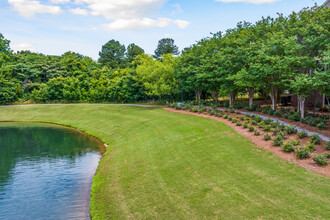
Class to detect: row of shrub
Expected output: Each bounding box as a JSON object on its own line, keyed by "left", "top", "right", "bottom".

{"left": 175, "top": 101, "right": 329, "bottom": 130}
{"left": 169, "top": 103, "right": 330, "bottom": 166}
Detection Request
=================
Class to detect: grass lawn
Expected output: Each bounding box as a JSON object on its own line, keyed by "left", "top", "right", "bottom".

{"left": 0, "top": 105, "right": 329, "bottom": 219}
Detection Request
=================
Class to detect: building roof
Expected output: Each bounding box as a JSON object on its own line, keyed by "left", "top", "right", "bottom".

{"left": 323, "top": 0, "right": 330, "bottom": 7}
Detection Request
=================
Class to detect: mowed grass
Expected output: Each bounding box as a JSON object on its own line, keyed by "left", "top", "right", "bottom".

{"left": 0, "top": 105, "right": 329, "bottom": 219}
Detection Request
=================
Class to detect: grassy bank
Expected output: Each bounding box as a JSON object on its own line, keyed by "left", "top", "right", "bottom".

{"left": 0, "top": 105, "right": 329, "bottom": 219}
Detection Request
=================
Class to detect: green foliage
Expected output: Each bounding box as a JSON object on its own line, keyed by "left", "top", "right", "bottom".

{"left": 326, "top": 142, "right": 330, "bottom": 150}
{"left": 248, "top": 126, "right": 254, "bottom": 132}
{"left": 127, "top": 43, "right": 144, "bottom": 63}
{"left": 154, "top": 38, "right": 179, "bottom": 59}
{"left": 98, "top": 39, "right": 127, "bottom": 69}
{"left": 296, "top": 147, "right": 310, "bottom": 159}
{"left": 273, "top": 135, "right": 284, "bottom": 146}
{"left": 254, "top": 130, "right": 260, "bottom": 136}
{"left": 313, "top": 155, "right": 328, "bottom": 166}
{"left": 305, "top": 141, "right": 316, "bottom": 152}
{"left": 282, "top": 141, "right": 295, "bottom": 152}
{"left": 264, "top": 133, "right": 271, "bottom": 141}
{"left": 285, "top": 125, "right": 296, "bottom": 134}
{"left": 310, "top": 134, "right": 321, "bottom": 145}
{"left": 297, "top": 130, "right": 308, "bottom": 139}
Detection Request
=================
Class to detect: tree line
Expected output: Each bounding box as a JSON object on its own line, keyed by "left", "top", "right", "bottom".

{"left": 0, "top": 6, "right": 329, "bottom": 119}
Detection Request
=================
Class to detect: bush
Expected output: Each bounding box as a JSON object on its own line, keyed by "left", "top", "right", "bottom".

{"left": 251, "top": 121, "right": 257, "bottom": 126}
{"left": 232, "top": 118, "right": 237, "bottom": 123}
{"left": 254, "top": 130, "right": 260, "bottom": 136}
{"left": 285, "top": 125, "right": 296, "bottom": 134}
{"left": 248, "top": 126, "right": 255, "bottom": 132}
{"left": 317, "top": 122, "right": 327, "bottom": 130}
{"left": 224, "top": 114, "right": 229, "bottom": 119}
{"left": 264, "top": 133, "right": 271, "bottom": 141}
{"left": 305, "top": 141, "right": 316, "bottom": 152}
{"left": 282, "top": 141, "right": 295, "bottom": 152}
{"left": 296, "top": 147, "right": 310, "bottom": 159}
{"left": 243, "top": 123, "right": 248, "bottom": 129}
{"left": 289, "top": 112, "right": 300, "bottom": 121}
{"left": 290, "top": 139, "right": 300, "bottom": 146}
{"left": 313, "top": 155, "right": 328, "bottom": 166}
{"left": 236, "top": 121, "right": 242, "bottom": 126}
{"left": 228, "top": 116, "right": 233, "bottom": 121}
{"left": 326, "top": 142, "right": 330, "bottom": 150}
{"left": 310, "top": 134, "right": 321, "bottom": 145}
{"left": 273, "top": 135, "right": 284, "bottom": 146}
{"left": 240, "top": 116, "right": 245, "bottom": 121}
{"left": 263, "top": 125, "right": 271, "bottom": 132}
{"left": 297, "top": 130, "right": 308, "bottom": 139}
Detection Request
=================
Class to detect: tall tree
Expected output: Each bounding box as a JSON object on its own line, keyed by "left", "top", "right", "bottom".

{"left": 154, "top": 38, "right": 179, "bottom": 59}
{"left": 98, "top": 40, "right": 126, "bottom": 69}
{"left": 127, "top": 43, "right": 144, "bottom": 62}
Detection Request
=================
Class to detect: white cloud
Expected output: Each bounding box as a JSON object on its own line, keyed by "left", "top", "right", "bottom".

{"left": 11, "top": 43, "right": 36, "bottom": 52}
{"left": 215, "top": 0, "right": 279, "bottom": 4}
{"left": 50, "top": 0, "right": 70, "bottom": 3}
{"left": 8, "top": 0, "right": 62, "bottom": 17}
{"left": 103, "top": 18, "right": 190, "bottom": 30}
{"left": 74, "top": 0, "right": 165, "bottom": 20}
{"left": 70, "top": 7, "right": 89, "bottom": 15}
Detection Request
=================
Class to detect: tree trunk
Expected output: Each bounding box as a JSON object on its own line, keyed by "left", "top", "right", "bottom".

{"left": 248, "top": 87, "right": 254, "bottom": 107}
{"left": 210, "top": 90, "right": 219, "bottom": 103}
{"left": 229, "top": 93, "right": 235, "bottom": 107}
{"left": 297, "top": 95, "right": 306, "bottom": 119}
{"left": 270, "top": 85, "right": 278, "bottom": 111}
{"left": 195, "top": 89, "right": 202, "bottom": 103}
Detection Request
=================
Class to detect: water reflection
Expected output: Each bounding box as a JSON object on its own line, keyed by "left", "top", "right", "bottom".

{"left": 0, "top": 123, "right": 103, "bottom": 219}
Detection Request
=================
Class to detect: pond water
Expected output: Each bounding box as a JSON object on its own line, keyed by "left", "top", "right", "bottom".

{"left": 0, "top": 122, "right": 104, "bottom": 220}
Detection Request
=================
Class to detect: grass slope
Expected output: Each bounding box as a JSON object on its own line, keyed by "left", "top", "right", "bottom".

{"left": 0, "top": 105, "right": 329, "bottom": 219}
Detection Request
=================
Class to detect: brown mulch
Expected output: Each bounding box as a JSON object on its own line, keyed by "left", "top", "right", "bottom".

{"left": 164, "top": 108, "right": 330, "bottom": 177}
{"left": 231, "top": 109, "right": 330, "bottom": 138}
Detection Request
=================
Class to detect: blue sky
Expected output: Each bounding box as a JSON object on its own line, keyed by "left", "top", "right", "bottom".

{"left": 0, "top": 0, "right": 326, "bottom": 60}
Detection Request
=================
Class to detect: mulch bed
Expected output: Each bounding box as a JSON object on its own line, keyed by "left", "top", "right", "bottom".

{"left": 164, "top": 107, "right": 330, "bottom": 177}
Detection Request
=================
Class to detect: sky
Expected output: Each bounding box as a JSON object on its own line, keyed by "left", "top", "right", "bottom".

{"left": 0, "top": 0, "right": 326, "bottom": 60}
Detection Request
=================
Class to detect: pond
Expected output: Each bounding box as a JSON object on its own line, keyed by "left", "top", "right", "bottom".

{"left": 0, "top": 122, "right": 104, "bottom": 219}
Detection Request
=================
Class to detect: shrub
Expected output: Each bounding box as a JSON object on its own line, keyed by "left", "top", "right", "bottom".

{"left": 326, "top": 142, "right": 330, "bottom": 150}
{"left": 251, "top": 121, "right": 257, "bottom": 126}
{"left": 316, "top": 122, "right": 327, "bottom": 130}
{"left": 289, "top": 112, "right": 300, "bottom": 121}
{"left": 278, "top": 132, "right": 287, "bottom": 140}
{"left": 228, "top": 116, "right": 233, "bottom": 121}
{"left": 230, "top": 108, "right": 235, "bottom": 113}
{"left": 224, "top": 114, "right": 229, "bottom": 119}
{"left": 274, "top": 111, "right": 282, "bottom": 117}
{"left": 232, "top": 118, "right": 237, "bottom": 123}
{"left": 285, "top": 125, "right": 296, "bottom": 134}
{"left": 263, "top": 125, "right": 271, "bottom": 132}
{"left": 243, "top": 123, "right": 248, "bottom": 129}
{"left": 282, "top": 141, "right": 295, "bottom": 152}
{"left": 297, "top": 130, "right": 308, "bottom": 139}
{"left": 236, "top": 121, "right": 242, "bottom": 126}
{"left": 325, "top": 153, "right": 330, "bottom": 159}
{"left": 240, "top": 116, "right": 245, "bottom": 121}
{"left": 264, "top": 133, "right": 271, "bottom": 141}
{"left": 290, "top": 139, "right": 300, "bottom": 146}
{"left": 310, "top": 134, "right": 321, "bottom": 145}
{"left": 296, "top": 147, "right": 310, "bottom": 159}
{"left": 257, "top": 121, "right": 264, "bottom": 128}
{"left": 305, "top": 141, "right": 316, "bottom": 152}
{"left": 254, "top": 130, "right": 260, "bottom": 136}
{"left": 236, "top": 111, "right": 241, "bottom": 114}
{"left": 248, "top": 126, "right": 255, "bottom": 132}
{"left": 273, "top": 135, "right": 284, "bottom": 146}
{"left": 313, "top": 155, "right": 328, "bottom": 166}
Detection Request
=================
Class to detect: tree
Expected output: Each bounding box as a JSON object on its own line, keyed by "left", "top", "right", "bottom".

{"left": 135, "top": 54, "right": 178, "bottom": 100}
{"left": 154, "top": 38, "right": 179, "bottom": 59}
{"left": 98, "top": 40, "right": 126, "bottom": 69}
{"left": 127, "top": 43, "right": 144, "bottom": 63}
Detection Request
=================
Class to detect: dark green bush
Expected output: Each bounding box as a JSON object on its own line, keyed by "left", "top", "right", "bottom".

{"left": 285, "top": 125, "right": 296, "bottom": 134}
{"left": 264, "top": 133, "right": 271, "bottom": 141}
{"left": 310, "top": 134, "right": 321, "bottom": 145}
{"left": 254, "top": 130, "right": 260, "bottom": 136}
{"left": 248, "top": 126, "right": 255, "bottom": 132}
{"left": 282, "top": 141, "right": 295, "bottom": 152}
{"left": 273, "top": 135, "right": 284, "bottom": 146}
{"left": 296, "top": 147, "right": 310, "bottom": 159}
{"left": 313, "top": 155, "right": 328, "bottom": 166}
{"left": 326, "top": 142, "right": 330, "bottom": 150}
{"left": 236, "top": 121, "right": 242, "bottom": 126}
{"left": 297, "top": 130, "right": 308, "bottom": 139}
{"left": 305, "top": 141, "right": 316, "bottom": 152}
